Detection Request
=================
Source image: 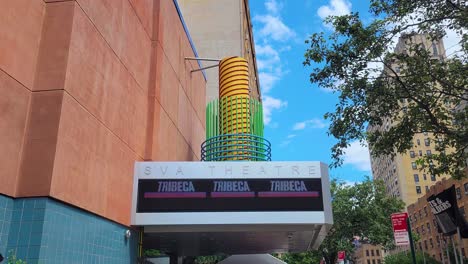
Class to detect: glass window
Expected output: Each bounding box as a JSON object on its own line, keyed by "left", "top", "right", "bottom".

{"left": 414, "top": 174, "right": 419, "bottom": 182}
{"left": 424, "top": 240, "right": 428, "bottom": 250}
{"left": 427, "top": 222, "right": 431, "bottom": 232}
{"left": 426, "top": 150, "right": 432, "bottom": 156}
{"left": 372, "top": 260, "right": 376, "bottom": 264}
{"left": 431, "top": 175, "right": 436, "bottom": 181}
{"left": 376, "top": 250, "right": 380, "bottom": 256}
{"left": 426, "top": 186, "right": 429, "bottom": 192}
{"left": 424, "top": 207, "right": 427, "bottom": 215}
{"left": 432, "top": 43, "right": 439, "bottom": 56}
{"left": 424, "top": 132, "right": 428, "bottom": 136}
{"left": 419, "top": 150, "right": 423, "bottom": 156}
{"left": 410, "top": 151, "right": 415, "bottom": 158}
{"left": 464, "top": 183, "right": 468, "bottom": 194}
{"left": 378, "top": 260, "right": 381, "bottom": 264}
{"left": 460, "top": 207, "right": 465, "bottom": 218}
{"left": 424, "top": 138, "right": 430, "bottom": 146}
{"left": 366, "top": 250, "right": 369, "bottom": 256}
{"left": 456, "top": 188, "right": 461, "bottom": 199}
{"left": 412, "top": 162, "right": 417, "bottom": 169}
{"left": 371, "top": 249, "right": 374, "bottom": 256}
{"left": 417, "top": 139, "right": 421, "bottom": 145}
{"left": 367, "top": 260, "right": 371, "bottom": 264}
{"left": 430, "top": 238, "right": 434, "bottom": 248}
{"left": 416, "top": 186, "right": 422, "bottom": 194}
{"left": 423, "top": 174, "right": 427, "bottom": 180}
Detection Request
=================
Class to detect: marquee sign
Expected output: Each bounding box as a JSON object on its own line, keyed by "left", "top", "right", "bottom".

{"left": 131, "top": 161, "right": 333, "bottom": 254}
{"left": 137, "top": 178, "right": 323, "bottom": 212}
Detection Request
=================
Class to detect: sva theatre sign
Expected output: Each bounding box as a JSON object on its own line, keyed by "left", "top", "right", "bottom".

{"left": 131, "top": 161, "right": 332, "bottom": 227}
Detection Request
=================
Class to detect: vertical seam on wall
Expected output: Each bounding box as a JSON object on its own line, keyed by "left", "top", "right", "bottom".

{"left": 126, "top": 0, "right": 152, "bottom": 40}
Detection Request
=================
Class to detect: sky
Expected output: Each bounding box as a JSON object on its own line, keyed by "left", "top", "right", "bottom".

{"left": 249, "top": 0, "right": 374, "bottom": 185}
{"left": 249, "top": 0, "right": 460, "bottom": 184}
{"left": 249, "top": 0, "right": 463, "bottom": 185}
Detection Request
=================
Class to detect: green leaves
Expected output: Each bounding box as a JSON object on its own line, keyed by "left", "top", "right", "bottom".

{"left": 304, "top": 0, "right": 467, "bottom": 178}
{"left": 280, "top": 179, "right": 404, "bottom": 264}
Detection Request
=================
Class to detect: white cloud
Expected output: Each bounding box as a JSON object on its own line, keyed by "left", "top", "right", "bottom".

{"left": 287, "top": 134, "right": 296, "bottom": 139}
{"left": 292, "top": 118, "right": 327, "bottom": 130}
{"left": 265, "top": 0, "right": 281, "bottom": 14}
{"left": 317, "top": 0, "right": 352, "bottom": 19}
{"left": 255, "top": 44, "right": 281, "bottom": 72}
{"left": 263, "top": 95, "right": 288, "bottom": 125}
{"left": 259, "top": 72, "right": 280, "bottom": 94}
{"left": 343, "top": 141, "right": 371, "bottom": 171}
{"left": 254, "top": 15, "right": 296, "bottom": 41}
{"left": 280, "top": 140, "right": 292, "bottom": 147}
{"left": 253, "top": 0, "right": 294, "bottom": 126}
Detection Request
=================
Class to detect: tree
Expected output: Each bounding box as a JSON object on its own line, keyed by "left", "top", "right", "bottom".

{"left": 279, "top": 178, "right": 404, "bottom": 264}
{"left": 384, "top": 251, "right": 439, "bottom": 264}
{"left": 304, "top": 0, "right": 468, "bottom": 179}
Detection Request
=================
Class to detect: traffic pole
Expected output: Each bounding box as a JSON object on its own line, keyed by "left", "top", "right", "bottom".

{"left": 407, "top": 217, "right": 417, "bottom": 264}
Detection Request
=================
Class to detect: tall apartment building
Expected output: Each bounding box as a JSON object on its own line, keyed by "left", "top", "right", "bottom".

{"left": 407, "top": 177, "right": 468, "bottom": 263}
{"left": 177, "top": 0, "right": 261, "bottom": 103}
{"left": 352, "top": 243, "right": 384, "bottom": 264}
{"left": 0, "top": 0, "right": 207, "bottom": 262}
{"left": 369, "top": 34, "right": 449, "bottom": 206}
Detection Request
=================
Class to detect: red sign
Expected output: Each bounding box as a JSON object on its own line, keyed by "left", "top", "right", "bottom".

{"left": 337, "top": 251, "right": 345, "bottom": 260}
{"left": 391, "top": 212, "right": 410, "bottom": 246}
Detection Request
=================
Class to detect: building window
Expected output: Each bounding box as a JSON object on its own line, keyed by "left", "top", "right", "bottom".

{"left": 424, "top": 138, "right": 430, "bottom": 146}
{"left": 464, "top": 183, "right": 468, "bottom": 194}
{"left": 371, "top": 250, "right": 374, "bottom": 256}
{"left": 423, "top": 174, "right": 427, "bottom": 180}
{"left": 422, "top": 225, "right": 425, "bottom": 234}
{"left": 430, "top": 238, "right": 434, "bottom": 248}
{"left": 426, "top": 150, "right": 432, "bottom": 156}
{"left": 378, "top": 260, "right": 381, "bottom": 264}
{"left": 456, "top": 188, "right": 461, "bottom": 199}
{"left": 427, "top": 222, "right": 431, "bottom": 232}
{"left": 432, "top": 43, "right": 439, "bottom": 56}
{"left": 416, "top": 186, "right": 422, "bottom": 194}
{"left": 419, "top": 242, "right": 422, "bottom": 250}
{"left": 431, "top": 175, "right": 436, "bottom": 181}
{"left": 372, "top": 260, "right": 376, "bottom": 264}
{"left": 414, "top": 174, "right": 420, "bottom": 182}
{"left": 424, "top": 207, "right": 428, "bottom": 216}
{"left": 376, "top": 250, "right": 380, "bottom": 256}
{"left": 366, "top": 250, "right": 369, "bottom": 256}
{"left": 424, "top": 240, "right": 428, "bottom": 250}
{"left": 410, "top": 151, "right": 415, "bottom": 158}
{"left": 426, "top": 186, "right": 429, "bottom": 192}
{"left": 460, "top": 207, "right": 465, "bottom": 218}
{"left": 419, "top": 150, "right": 423, "bottom": 156}
{"left": 424, "top": 131, "right": 428, "bottom": 136}
{"left": 417, "top": 139, "right": 421, "bottom": 145}
{"left": 412, "top": 162, "right": 417, "bottom": 169}
{"left": 367, "top": 260, "right": 371, "bottom": 264}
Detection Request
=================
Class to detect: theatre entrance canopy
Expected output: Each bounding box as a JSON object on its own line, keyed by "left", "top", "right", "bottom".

{"left": 131, "top": 161, "right": 333, "bottom": 256}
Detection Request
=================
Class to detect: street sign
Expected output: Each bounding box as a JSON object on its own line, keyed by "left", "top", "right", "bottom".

{"left": 337, "top": 251, "right": 345, "bottom": 264}
{"left": 391, "top": 212, "right": 410, "bottom": 246}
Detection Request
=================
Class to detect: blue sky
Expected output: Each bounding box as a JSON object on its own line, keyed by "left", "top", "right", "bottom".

{"left": 249, "top": 0, "right": 374, "bottom": 184}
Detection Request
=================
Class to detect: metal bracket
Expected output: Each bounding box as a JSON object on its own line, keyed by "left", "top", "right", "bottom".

{"left": 185, "top": 57, "right": 221, "bottom": 72}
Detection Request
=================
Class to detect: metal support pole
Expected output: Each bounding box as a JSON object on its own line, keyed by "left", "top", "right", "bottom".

{"left": 407, "top": 217, "right": 418, "bottom": 264}
{"left": 457, "top": 227, "right": 464, "bottom": 264}
{"left": 185, "top": 57, "right": 221, "bottom": 62}
{"left": 191, "top": 64, "right": 219, "bottom": 72}
{"left": 452, "top": 236, "right": 460, "bottom": 264}
{"left": 446, "top": 237, "right": 452, "bottom": 264}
